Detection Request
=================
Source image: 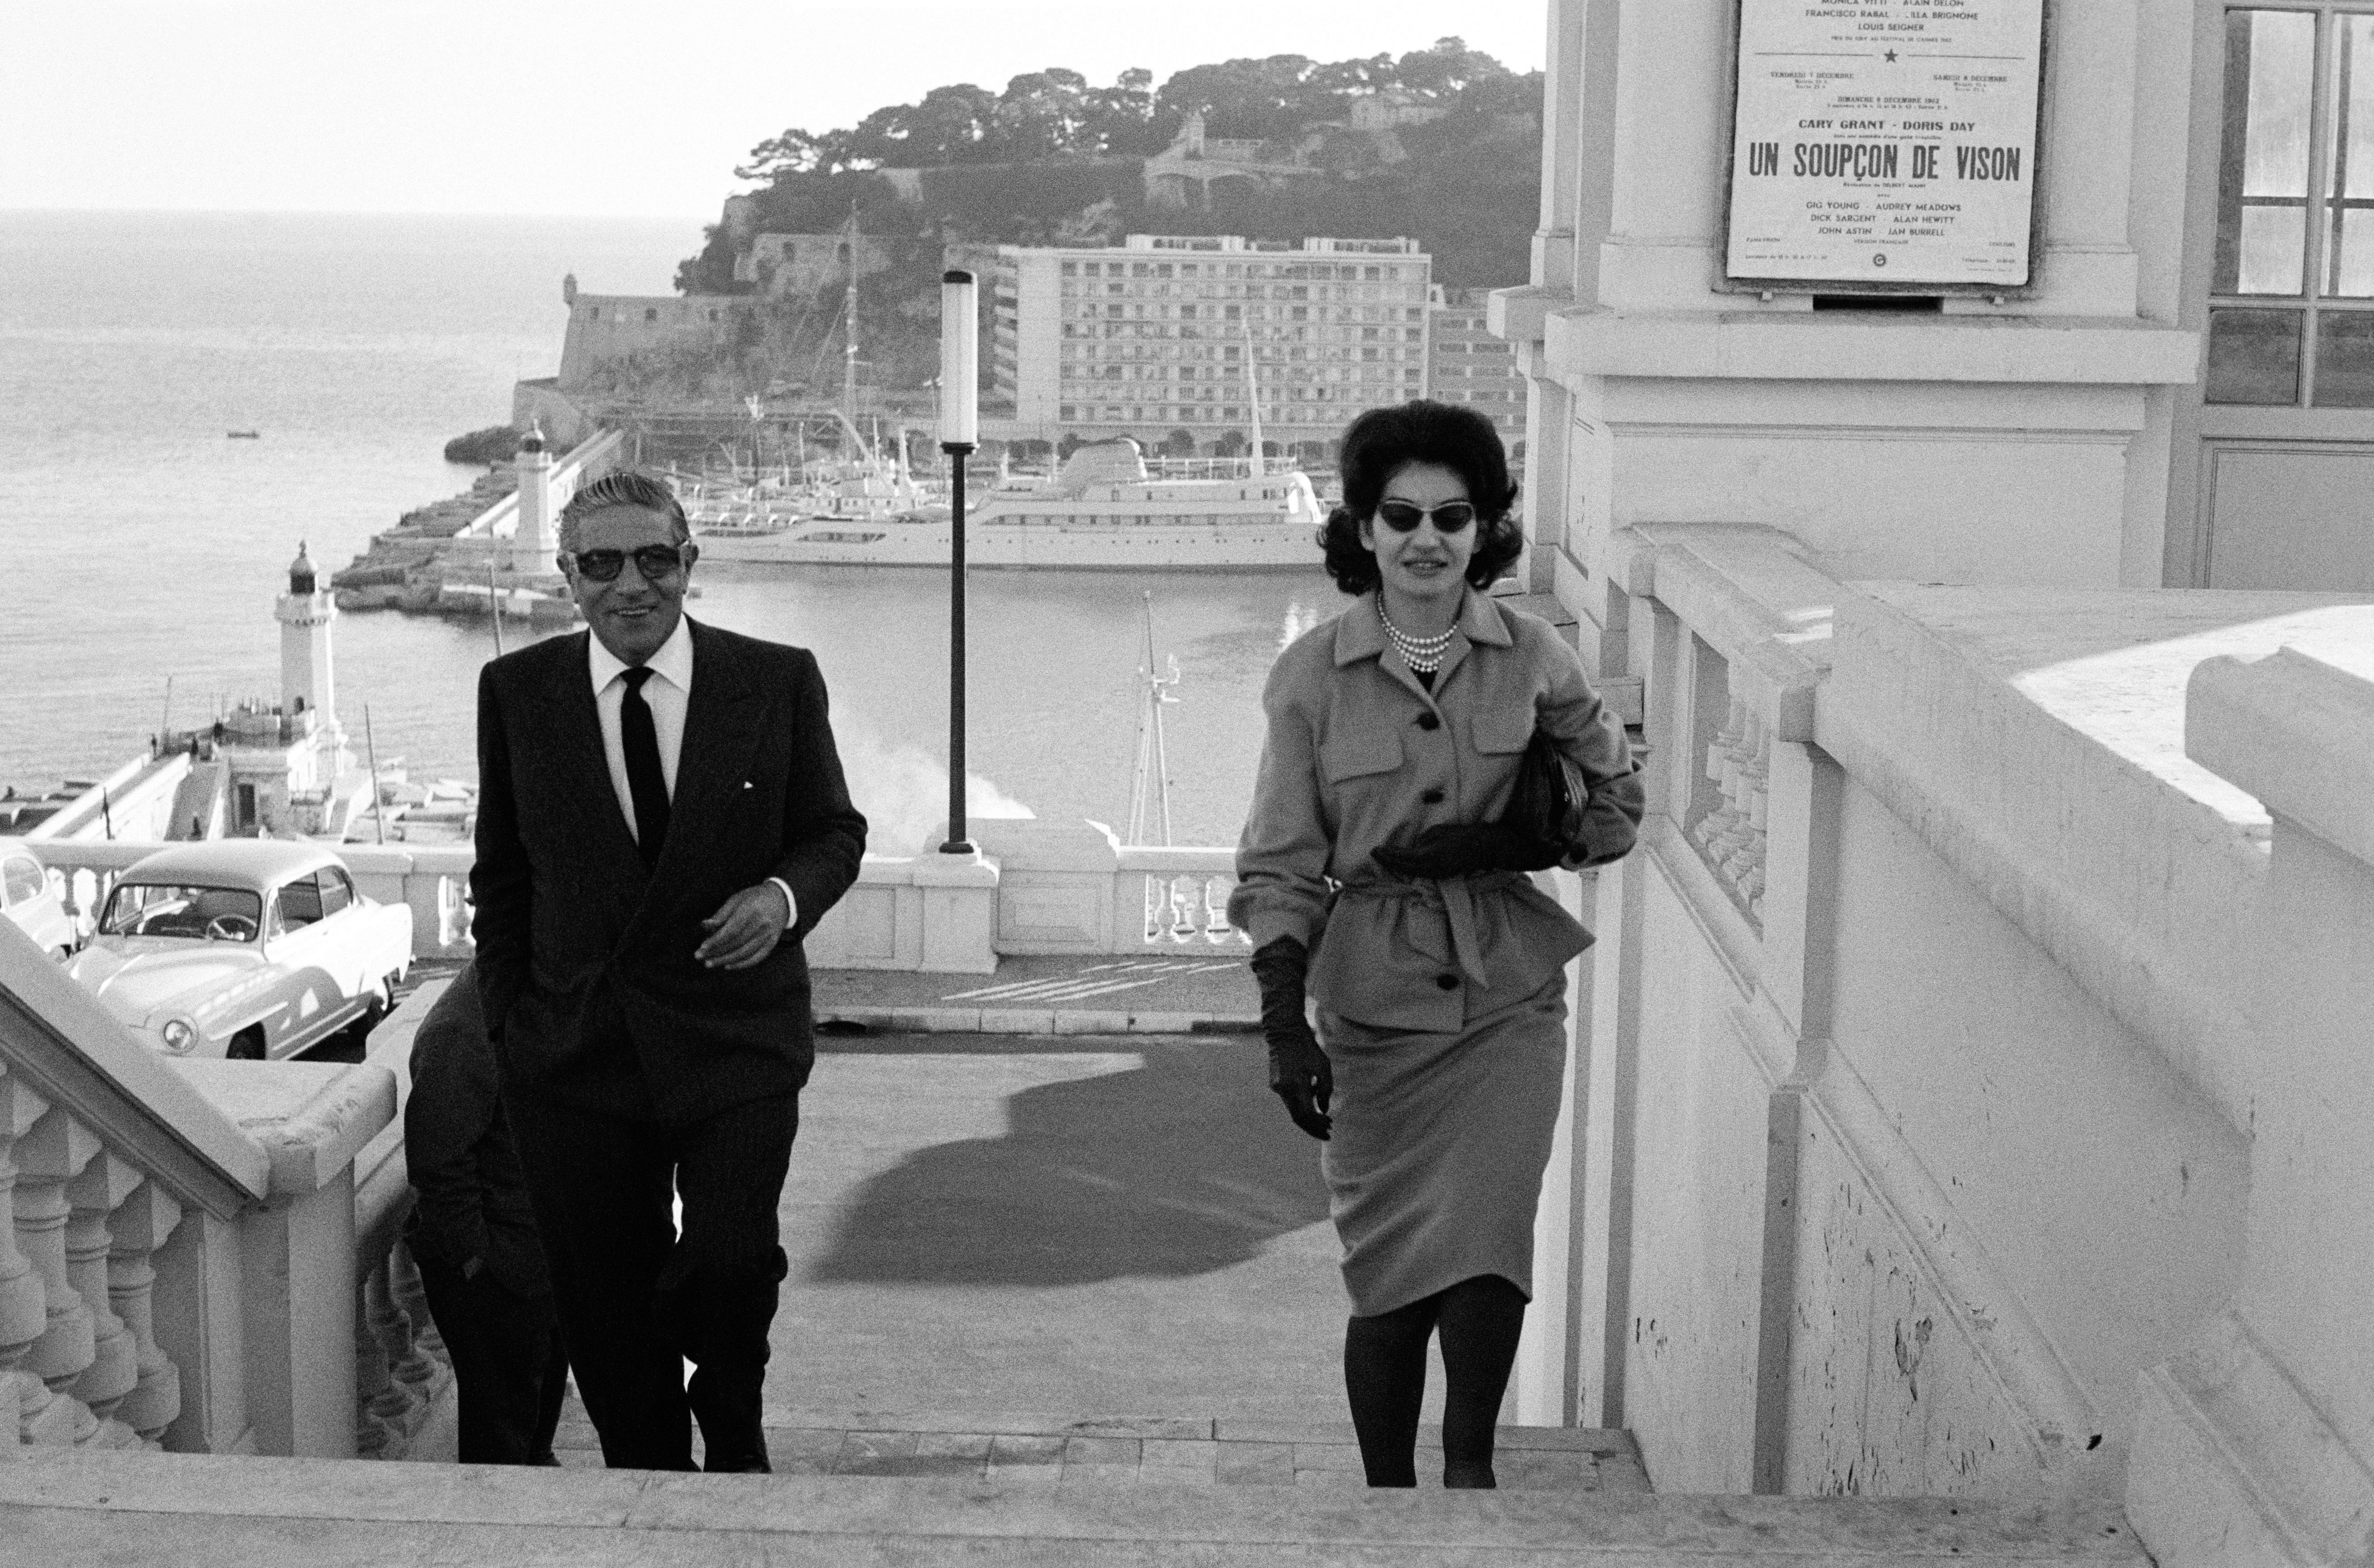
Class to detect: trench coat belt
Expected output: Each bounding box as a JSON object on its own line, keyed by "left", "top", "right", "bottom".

{"left": 1333, "top": 870, "right": 1527, "bottom": 988}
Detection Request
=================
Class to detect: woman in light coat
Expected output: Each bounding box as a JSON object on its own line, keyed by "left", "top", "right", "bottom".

{"left": 1230, "top": 401, "right": 1642, "bottom": 1489}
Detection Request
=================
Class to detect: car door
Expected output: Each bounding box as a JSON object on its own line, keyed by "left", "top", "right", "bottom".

{"left": 311, "top": 865, "right": 374, "bottom": 1001}
{"left": 265, "top": 873, "right": 339, "bottom": 1054}
{"left": 1, "top": 850, "right": 63, "bottom": 953}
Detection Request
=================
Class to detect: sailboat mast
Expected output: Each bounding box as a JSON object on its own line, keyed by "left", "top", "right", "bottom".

{"left": 1242, "top": 317, "right": 1266, "bottom": 480}
{"left": 841, "top": 205, "right": 861, "bottom": 439}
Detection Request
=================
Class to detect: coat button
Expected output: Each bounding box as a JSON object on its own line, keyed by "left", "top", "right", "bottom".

{"left": 1436, "top": 973, "right": 1459, "bottom": 990}
{"left": 1415, "top": 712, "right": 1440, "bottom": 731}
{"left": 1420, "top": 788, "right": 1444, "bottom": 805}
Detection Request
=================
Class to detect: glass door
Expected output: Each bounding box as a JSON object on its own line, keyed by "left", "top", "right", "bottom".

{"left": 2178, "top": 2, "right": 2374, "bottom": 588}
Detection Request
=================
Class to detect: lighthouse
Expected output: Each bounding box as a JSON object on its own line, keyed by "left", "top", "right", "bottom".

{"left": 511, "top": 424, "right": 558, "bottom": 574}
{"left": 276, "top": 541, "right": 336, "bottom": 724}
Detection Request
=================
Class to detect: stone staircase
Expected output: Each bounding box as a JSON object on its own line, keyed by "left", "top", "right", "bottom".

{"left": 0, "top": 1441, "right": 2149, "bottom": 1566}
{"left": 549, "top": 1401, "right": 1656, "bottom": 1493}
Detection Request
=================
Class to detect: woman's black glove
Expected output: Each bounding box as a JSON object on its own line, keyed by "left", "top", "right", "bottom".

{"left": 1371, "top": 823, "right": 1562, "bottom": 880}
{"left": 1249, "top": 937, "right": 1331, "bottom": 1141}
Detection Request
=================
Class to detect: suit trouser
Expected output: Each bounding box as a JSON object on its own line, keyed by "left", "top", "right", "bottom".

{"left": 413, "top": 1254, "right": 569, "bottom": 1465}
{"left": 505, "top": 1091, "right": 799, "bottom": 1471}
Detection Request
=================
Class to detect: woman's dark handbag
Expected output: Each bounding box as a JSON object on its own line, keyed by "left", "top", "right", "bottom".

{"left": 1501, "top": 728, "right": 1589, "bottom": 857}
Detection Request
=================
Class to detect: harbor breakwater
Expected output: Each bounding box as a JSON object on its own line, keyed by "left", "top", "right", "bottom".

{"left": 328, "top": 429, "right": 624, "bottom": 625}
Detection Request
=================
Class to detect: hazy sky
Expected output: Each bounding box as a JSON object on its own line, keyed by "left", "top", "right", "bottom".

{"left": 2, "top": 2, "right": 1546, "bottom": 219}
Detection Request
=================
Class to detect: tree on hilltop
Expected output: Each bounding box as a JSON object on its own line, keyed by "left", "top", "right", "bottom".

{"left": 737, "top": 67, "right": 1165, "bottom": 180}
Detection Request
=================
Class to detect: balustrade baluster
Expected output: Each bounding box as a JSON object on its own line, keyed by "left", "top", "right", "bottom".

{"left": 64, "top": 1152, "right": 142, "bottom": 1447}
{"left": 1693, "top": 698, "right": 1750, "bottom": 851}
{"left": 13, "top": 1107, "right": 100, "bottom": 1446}
{"left": 1166, "top": 876, "right": 1196, "bottom": 943}
{"left": 1199, "top": 876, "right": 1241, "bottom": 944}
{"left": 381, "top": 1239, "right": 447, "bottom": 1423}
{"left": 354, "top": 1254, "right": 405, "bottom": 1458}
{"left": 102, "top": 1180, "right": 182, "bottom": 1446}
{"left": 0, "top": 1073, "right": 53, "bottom": 1451}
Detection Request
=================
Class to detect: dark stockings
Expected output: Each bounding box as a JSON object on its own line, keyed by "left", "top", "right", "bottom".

{"left": 1343, "top": 1274, "right": 1528, "bottom": 1488}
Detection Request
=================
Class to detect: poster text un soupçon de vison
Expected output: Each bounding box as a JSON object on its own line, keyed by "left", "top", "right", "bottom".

{"left": 1727, "top": 0, "right": 2045, "bottom": 288}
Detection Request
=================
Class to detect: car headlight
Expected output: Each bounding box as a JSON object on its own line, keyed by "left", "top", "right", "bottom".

{"left": 159, "top": 1018, "right": 197, "bottom": 1054}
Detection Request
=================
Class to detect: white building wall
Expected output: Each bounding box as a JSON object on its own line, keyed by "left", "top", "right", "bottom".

{"left": 992, "top": 234, "right": 1430, "bottom": 451}
{"left": 1005, "top": 250, "right": 1063, "bottom": 433}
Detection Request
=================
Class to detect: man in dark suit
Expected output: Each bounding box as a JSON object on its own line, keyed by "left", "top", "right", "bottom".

{"left": 471, "top": 468, "right": 867, "bottom": 1473}
{"left": 403, "top": 961, "right": 567, "bottom": 1466}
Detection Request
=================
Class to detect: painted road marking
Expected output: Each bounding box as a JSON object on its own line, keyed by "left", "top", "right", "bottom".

{"left": 939, "top": 959, "right": 1242, "bottom": 1004}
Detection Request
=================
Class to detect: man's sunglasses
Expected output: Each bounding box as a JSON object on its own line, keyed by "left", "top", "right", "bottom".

{"left": 1375, "top": 500, "right": 1478, "bottom": 534}
{"left": 567, "top": 544, "right": 688, "bottom": 583}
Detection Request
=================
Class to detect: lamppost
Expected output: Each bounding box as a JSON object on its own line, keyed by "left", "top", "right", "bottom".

{"left": 939, "top": 270, "right": 978, "bottom": 856}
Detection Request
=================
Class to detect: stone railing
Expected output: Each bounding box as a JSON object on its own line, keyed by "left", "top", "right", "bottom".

{"left": 1603, "top": 523, "right": 1833, "bottom": 961}
{"left": 1568, "top": 522, "right": 2374, "bottom": 1537}
{"left": 1576, "top": 524, "right": 2120, "bottom": 1501}
{"left": 2126, "top": 624, "right": 2374, "bottom": 1568}
{"left": 25, "top": 831, "right": 1237, "bottom": 978}
{"left": 0, "top": 918, "right": 402, "bottom": 1459}
{"left": 33, "top": 840, "right": 475, "bottom": 963}
{"left": 792, "top": 820, "right": 1251, "bottom": 974}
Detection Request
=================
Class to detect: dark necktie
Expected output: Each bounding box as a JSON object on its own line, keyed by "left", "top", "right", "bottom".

{"left": 618, "top": 665, "right": 671, "bottom": 866}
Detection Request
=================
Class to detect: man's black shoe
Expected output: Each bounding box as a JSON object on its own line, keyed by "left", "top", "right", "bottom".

{"left": 703, "top": 1437, "right": 772, "bottom": 1474}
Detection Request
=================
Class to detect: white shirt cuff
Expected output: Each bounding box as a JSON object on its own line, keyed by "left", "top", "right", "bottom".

{"left": 765, "top": 877, "right": 798, "bottom": 930}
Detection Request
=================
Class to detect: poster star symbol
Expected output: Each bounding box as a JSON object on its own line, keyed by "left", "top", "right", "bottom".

{"left": 1884, "top": 49, "right": 1899, "bottom": 62}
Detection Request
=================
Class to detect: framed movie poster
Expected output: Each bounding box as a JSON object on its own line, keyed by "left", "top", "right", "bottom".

{"left": 1723, "top": 0, "right": 2047, "bottom": 292}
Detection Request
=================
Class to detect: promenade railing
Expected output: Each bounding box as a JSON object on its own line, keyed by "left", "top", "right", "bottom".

{"left": 1574, "top": 521, "right": 2374, "bottom": 1539}
{"left": 0, "top": 918, "right": 416, "bottom": 1459}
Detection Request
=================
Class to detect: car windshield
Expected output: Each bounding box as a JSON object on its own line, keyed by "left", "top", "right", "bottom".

{"left": 99, "top": 882, "right": 264, "bottom": 943}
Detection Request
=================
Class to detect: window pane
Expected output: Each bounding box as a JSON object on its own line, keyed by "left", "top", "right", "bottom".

{"left": 2206, "top": 308, "right": 2304, "bottom": 403}
{"left": 2330, "top": 17, "right": 2374, "bottom": 295}
{"left": 2314, "top": 312, "right": 2374, "bottom": 404}
{"left": 2243, "top": 205, "right": 2310, "bottom": 292}
{"left": 2217, "top": 10, "right": 2318, "bottom": 295}
{"left": 2329, "top": 209, "right": 2374, "bottom": 296}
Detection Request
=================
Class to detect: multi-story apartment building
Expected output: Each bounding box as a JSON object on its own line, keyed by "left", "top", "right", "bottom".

{"left": 990, "top": 234, "right": 1431, "bottom": 456}
{"left": 1426, "top": 288, "right": 1526, "bottom": 445}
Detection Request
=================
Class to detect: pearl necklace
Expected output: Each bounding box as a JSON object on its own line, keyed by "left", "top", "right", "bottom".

{"left": 1377, "top": 599, "right": 1458, "bottom": 674}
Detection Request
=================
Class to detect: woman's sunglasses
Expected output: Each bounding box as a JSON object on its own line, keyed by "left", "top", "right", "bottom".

{"left": 567, "top": 544, "right": 688, "bottom": 583}
{"left": 1375, "top": 500, "right": 1478, "bottom": 534}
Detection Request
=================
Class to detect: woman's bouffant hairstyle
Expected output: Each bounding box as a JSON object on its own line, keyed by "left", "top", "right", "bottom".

{"left": 1317, "top": 400, "right": 1523, "bottom": 596}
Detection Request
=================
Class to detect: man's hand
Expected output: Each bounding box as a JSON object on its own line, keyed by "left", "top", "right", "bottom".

{"left": 697, "top": 883, "right": 790, "bottom": 971}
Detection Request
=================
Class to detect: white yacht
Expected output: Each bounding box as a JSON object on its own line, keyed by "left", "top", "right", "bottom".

{"left": 687, "top": 439, "right": 1324, "bottom": 570}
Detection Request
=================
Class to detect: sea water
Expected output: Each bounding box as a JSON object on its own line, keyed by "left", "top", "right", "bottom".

{"left": 0, "top": 211, "right": 1337, "bottom": 849}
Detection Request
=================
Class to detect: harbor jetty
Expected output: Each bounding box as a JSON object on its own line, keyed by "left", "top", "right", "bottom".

{"left": 328, "top": 426, "right": 624, "bottom": 625}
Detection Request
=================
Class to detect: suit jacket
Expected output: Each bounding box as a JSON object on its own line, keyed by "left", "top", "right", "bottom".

{"left": 402, "top": 962, "right": 550, "bottom": 1297}
{"left": 470, "top": 619, "right": 868, "bottom": 1123}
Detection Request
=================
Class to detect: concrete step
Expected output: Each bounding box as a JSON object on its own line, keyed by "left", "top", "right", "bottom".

{"left": 0, "top": 1448, "right": 2149, "bottom": 1567}
{"left": 549, "top": 1408, "right": 1655, "bottom": 1493}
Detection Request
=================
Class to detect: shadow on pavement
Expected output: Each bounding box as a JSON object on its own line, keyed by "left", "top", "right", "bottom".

{"left": 805, "top": 1038, "right": 1332, "bottom": 1287}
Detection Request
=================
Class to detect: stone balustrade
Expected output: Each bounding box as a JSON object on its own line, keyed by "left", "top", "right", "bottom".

{"left": 795, "top": 820, "right": 1251, "bottom": 973}
{"left": 1561, "top": 521, "right": 2374, "bottom": 1532}
{"left": 34, "top": 840, "right": 476, "bottom": 963}
{"left": 29, "top": 828, "right": 1245, "bottom": 978}
{"left": 0, "top": 916, "right": 401, "bottom": 1460}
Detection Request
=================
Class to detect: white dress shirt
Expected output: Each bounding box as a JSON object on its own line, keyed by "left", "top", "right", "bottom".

{"left": 588, "top": 618, "right": 795, "bottom": 928}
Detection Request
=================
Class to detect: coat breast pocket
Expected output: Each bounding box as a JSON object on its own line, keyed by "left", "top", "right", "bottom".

{"left": 1470, "top": 710, "right": 1535, "bottom": 756}
{"left": 1321, "top": 732, "right": 1404, "bottom": 783}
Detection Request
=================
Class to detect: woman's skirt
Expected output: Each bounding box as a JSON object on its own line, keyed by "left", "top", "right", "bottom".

{"left": 1317, "top": 974, "right": 1568, "bottom": 1317}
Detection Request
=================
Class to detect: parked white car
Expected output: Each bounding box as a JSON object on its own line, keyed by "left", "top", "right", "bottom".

{"left": 66, "top": 841, "right": 412, "bottom": 1060}
{"left": 1, "top": 841, "right": 78, "bottom": 960}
